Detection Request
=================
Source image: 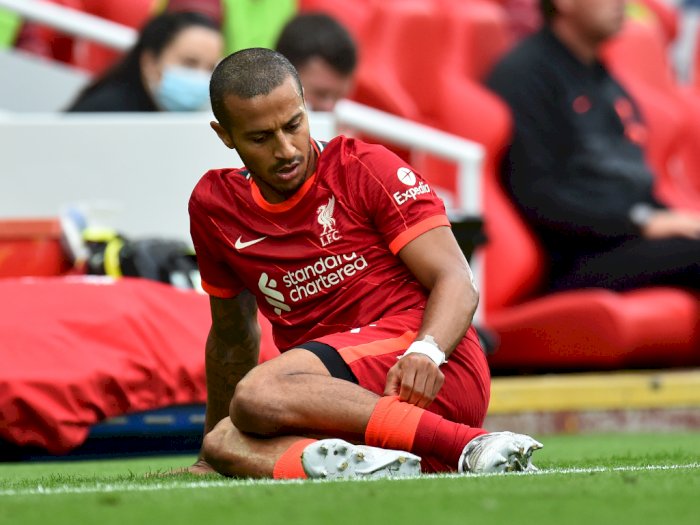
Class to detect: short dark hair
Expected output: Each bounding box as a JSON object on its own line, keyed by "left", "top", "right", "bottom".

{"left": 275, "top": 13, "right": 357, "bottom": 76}
{"left": 209, "top": 48, "right": 303, "bottom": 128}
{"left": 540, "top": 0, "right": 557, "bottom": 22}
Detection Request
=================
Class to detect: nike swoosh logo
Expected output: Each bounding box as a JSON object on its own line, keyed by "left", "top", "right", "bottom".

{"left": 235, "top": 235, "right": 267, "bottom": 250}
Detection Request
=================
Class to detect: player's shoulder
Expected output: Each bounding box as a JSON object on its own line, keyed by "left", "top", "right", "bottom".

{"left": 328, "top": 135, "right": 391, "bottom": 157}
{"left": 317, "top": 136, "right": 418, "bottom": 203}
{"left": 189, "top": 167, "right": 248, "bottom": 211}
{"left": 320, "top": 135, "right": 399, "bottom": 172}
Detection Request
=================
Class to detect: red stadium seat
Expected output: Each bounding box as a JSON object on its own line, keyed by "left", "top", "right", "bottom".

{"left": 602, "top": 17, "right": 700, "bottom": 211}
{"left": 487, "top": 287, "right": 700, "bottom": 371}
{"left": 349, "top": 0, "right": 438, "bottom": 160}
{"left": 298, "top": 0, "right": 374, "bottom": 44}
{"left": 347, "top": 0, "right": 700, "bottom": 371}
{"left": 0, "top": 219, "right": 73, "bottom": 278}
{"left": 438, "top": 0, "right": 514, "bottom": 81}
{"left": 676, "top": 89, "right": 700, "bottom": 197}
{"left": 15, "top": 0, "right": 158, "bottom": 75}
{"left": 351, "top": 0, "right": 438, "bottom": 122}
{"left": 475, "top": 18, "right": 700, "bottom": 370}
{"left": 431, "top": 9, "right": 700, "bottom": 371}
{"left": 353, "top": 0, "right": 513, "bottom": 118}
{"left": 351, "top": 0, "right": 512, "bottom": 157}
{"left": 694, "top": 28, "right": 700, "bottom": 91}
{"left": 475, "top": 14, "right": 700, "bottom": 370}
{"left": 420, "top": 90, "right": 700, "bottom": 372}
{"left": 74, "top": 0, "right": 159, "bottom": 75}
{"left": 635, "top": 0, "right": 679, "bottom": 44}
{"left": 602, "top": 16, "right": 675, "bottom": 96}
{"left": 14, "top": 0, "right": 84, "bottom": 65}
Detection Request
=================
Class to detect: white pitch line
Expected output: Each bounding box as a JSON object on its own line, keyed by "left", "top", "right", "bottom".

{"left": 1, "top": 462, "right": 698, "bottom": 497}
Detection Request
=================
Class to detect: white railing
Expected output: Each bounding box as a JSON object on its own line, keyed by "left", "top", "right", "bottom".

{"left": 0, "top": 0, "right": 135, "bottom": 50}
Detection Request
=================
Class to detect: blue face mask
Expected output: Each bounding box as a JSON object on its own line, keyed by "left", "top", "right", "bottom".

{"left": 154, "top": 66, "right": 211, "bottom": 112}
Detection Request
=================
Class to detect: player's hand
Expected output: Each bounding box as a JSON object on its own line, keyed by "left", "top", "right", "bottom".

{"left": 384, "top": 353, "right": 444, "bottom": 408}
{"left": 642, "top": 211, "right": 700, "bottom": 240}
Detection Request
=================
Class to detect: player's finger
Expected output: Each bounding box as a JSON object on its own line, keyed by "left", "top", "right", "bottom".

{"left": 399, "top": 366, "right": 417, "bottom": 402}
{"left": 408, "top": 369, "right": 430, "bottom": 407}
{"left": 416, "top": 367, "right": 443, "bottom": 408}
{"left": 428, "top": 369, "right": 445, "bottom": 400}
{"left": 414, "top": 376, "right": 435, "bottom": 409}
{"left": 383, "top": 365, "right": 401, "bottom": 396}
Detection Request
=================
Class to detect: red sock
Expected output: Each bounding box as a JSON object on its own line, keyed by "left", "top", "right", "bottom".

{"left": 272, "top": 438, "right": 316, "bottom": 479}
{"left": 365, "top": 396, "right": 486, "bottom": 469}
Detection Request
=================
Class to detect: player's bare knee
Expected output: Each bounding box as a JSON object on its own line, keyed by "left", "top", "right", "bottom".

{"left": 201, "top": 424, "right": 228, "bottom": 470}
{"left": 229, "top": 372, "right": 283, "bottom": 435}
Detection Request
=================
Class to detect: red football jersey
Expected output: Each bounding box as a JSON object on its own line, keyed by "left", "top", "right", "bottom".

{"left": 189, "top": 136, "right": 450, "bottom": 351}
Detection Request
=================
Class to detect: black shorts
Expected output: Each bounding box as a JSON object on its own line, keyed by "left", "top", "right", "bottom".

{"left": 298, "top": 341, "right": 359, "bottom": 384}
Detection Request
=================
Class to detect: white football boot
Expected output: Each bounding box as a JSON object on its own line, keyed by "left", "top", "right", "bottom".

{"left": 302, "top": 438, "right": 422, "bottom": 480}
{"left": 458, "top": 431, "right": 543, "bottom": 474}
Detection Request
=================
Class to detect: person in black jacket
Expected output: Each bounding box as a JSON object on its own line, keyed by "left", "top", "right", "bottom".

{"left": 486, "top": 0, "right": 700, "bottom": 292}
{"left": 67, "top": 11, "right": 223, "bottom": 112}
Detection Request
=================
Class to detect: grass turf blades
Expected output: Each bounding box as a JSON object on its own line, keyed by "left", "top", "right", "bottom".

{"left": 0, "top": 433, "right": 698, "bottom": 525}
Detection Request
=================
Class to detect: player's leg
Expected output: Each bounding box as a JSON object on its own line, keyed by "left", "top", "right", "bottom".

{"left": 229, "top": 346, "right": 379, "bottom": 440}
{"left": 198, "top": 343, "right": 424, "bottom": 480}
{"left": 318, "top": 311, "right": 542, "bottom": 474}
{"left": 201, "top": 416, "right": 420, "bottom": 480}
{"left": 230, "top": 319, "right": 488, "bottom": 454}
{"left": 228, "top": 341, "right": 486, "bottom": 474}
{"left": 413, "top": 329, "right": 542, "bottom": 473}
{"left": 202, "top": 416, "right": 312, "bottom": 478}
{"left": 229, "top": 310, "right": 541, "bottom": 475}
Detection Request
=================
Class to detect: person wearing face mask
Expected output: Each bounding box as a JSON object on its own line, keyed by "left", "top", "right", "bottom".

{"left": 66, "top": 11, "right": 223, "bottom": 112}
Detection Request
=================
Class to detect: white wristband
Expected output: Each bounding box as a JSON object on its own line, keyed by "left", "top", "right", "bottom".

{"left": 398, "top": 340, "right": 447, "bottom": 367}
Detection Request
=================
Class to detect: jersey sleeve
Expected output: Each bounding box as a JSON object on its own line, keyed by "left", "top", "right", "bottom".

{"left": 188, "top": 191, "right": 245, "bottom": 298}
{"left": 346, "top": 141, "right": 450, "bottom": 254}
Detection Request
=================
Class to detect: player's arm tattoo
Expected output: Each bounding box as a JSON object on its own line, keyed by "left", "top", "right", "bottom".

{"left": 203, "top": 290, "right": 260, "bottom": 436}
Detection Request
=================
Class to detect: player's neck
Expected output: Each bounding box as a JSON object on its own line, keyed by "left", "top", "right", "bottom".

{"left": 305, "top": 140, "right": 318, "bottom": 182}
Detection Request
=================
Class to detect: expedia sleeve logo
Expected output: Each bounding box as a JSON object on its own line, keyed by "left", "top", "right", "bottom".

{"left": 393, "top": 167, "right": 431, "bottom": 205}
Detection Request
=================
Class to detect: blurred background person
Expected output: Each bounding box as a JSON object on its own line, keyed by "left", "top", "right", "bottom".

{"left": 275, "top": 12, "right": 357, "bottom": 112}
{"left": 66, "top": 11, "right": 223, "bottom": 112}
{"left": 486, "top": 0, "right": 700, "bottom": 292}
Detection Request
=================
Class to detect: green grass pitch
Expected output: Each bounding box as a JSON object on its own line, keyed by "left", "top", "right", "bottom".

{"left": 0, "top": 432, "right": 698, "bottom": 525}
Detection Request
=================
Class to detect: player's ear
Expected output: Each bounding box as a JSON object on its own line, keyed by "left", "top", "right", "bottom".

{"left": 210, "top": 121, "right": 235, "bottom": 150}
